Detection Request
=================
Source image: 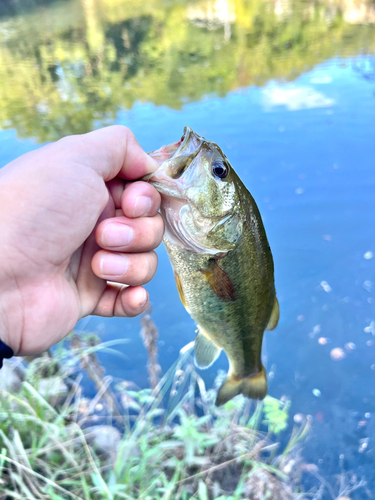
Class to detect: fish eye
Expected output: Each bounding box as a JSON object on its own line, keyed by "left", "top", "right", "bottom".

{"left": 211, "top": 161, "right": 228, "bottom": 179}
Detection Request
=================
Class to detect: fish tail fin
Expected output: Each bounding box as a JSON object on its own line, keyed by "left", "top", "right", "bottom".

{"left": 215, "top": 365, "right": 267, "bottom": 406}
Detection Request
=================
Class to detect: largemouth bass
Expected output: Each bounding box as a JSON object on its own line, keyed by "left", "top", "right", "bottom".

{"left": 148, "top": 127, "right": 279, "bottom": 405}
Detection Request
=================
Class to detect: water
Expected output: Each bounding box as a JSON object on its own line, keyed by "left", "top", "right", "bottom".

{"left": 1, "top": 0, "right": 375, "bottom": 495}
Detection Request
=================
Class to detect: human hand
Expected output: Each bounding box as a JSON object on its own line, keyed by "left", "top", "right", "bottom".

{"left": 0, "top": 126, "right": 164, "bottom": 355}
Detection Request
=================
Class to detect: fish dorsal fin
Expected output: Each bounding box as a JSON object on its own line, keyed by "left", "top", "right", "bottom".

{"left": 174, "top": 272, "right": 190, "bottom": 313}
{"left": 265, "top": 296, "right": 280, "bottom": 331}
{"left": 199, "top": 259, "right": 237, "bottom": 302}
{"left": 194, "top": 326, "right": 221, "bottom": 369}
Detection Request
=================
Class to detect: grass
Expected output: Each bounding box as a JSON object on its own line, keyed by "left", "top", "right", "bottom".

{"left": 0, "top": 312, "right": 364, "bottom": 499}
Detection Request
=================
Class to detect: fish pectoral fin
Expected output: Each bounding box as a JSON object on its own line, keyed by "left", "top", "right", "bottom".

{"left": 174, "top": 272, "right": 190, "bottom": 313}
{"left": 199, "top": 259, "right": 237, "bottom": 302}
{"left": 215, "top": 366, "right": 267, "bottom": 406}
{"left": 194, "top": 326, "right": 221, "bottom": 369}
{"left": 265, "top": 296, "right": 280, "bottom": 331}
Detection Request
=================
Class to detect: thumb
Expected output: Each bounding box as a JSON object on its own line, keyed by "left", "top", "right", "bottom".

{"left": 55, "top": 125, "right": 158, "bottom": 181}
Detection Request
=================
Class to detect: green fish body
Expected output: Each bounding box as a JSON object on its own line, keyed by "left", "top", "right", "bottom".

{"left": 148, "top": 127, "right": 279, "bottom": 405}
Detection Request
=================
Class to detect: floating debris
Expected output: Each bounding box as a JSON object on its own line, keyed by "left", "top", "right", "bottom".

{"left": 363, "top": 280, "right": 372, "bottom": 292}
{"left": 295, "top": 187, "right": 304, "bottom": 194}
{"left": 358, "top": 420, "right": 367, "bottom": 427}
{"left": 358, "top": 438, "right": 369, "bottom": 453}
{"left": 297, "top": 314, "right": 304, "bottom": 321}
{"left": 312, "top": 388, "right": 321, "bottom": 397}
{"left": 364, "top": 321, "right": 375, "bottom": 335}
{"left": 318, "top": 337, "right": 328, "bottom": 345}
{"left": 330, "top": 347, "right": 346, "bottom": 361}
{"left": 320, "top": 281, "right": 332, "bottom": 292}
{"left": 364, "top": 251, "right": 373, "bottom": 260}
{"left": 366, "top": 340, "right": 373, "bottom": 347}
{"left": 371, "top": 364, "right": 375, "bottom": 371}
{"left": 309, "top": 324, "right": 321, "bottom": 338}
{"left": 293, "top": 413, "right": 304, "bottom": 423}
{"left": 365, "top": 412, "right": 371, "bottom": 419}
{"left": 322, "top": 234, "right": 332, "bottom": 241}
{"left": 301, "top": 462, "right": 319, "bottom": 473}
{"left": 344, "top": 342, "right": 356, "bottom": 351}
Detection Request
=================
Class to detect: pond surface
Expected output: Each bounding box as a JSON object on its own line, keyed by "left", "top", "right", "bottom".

{"left": 1, "top": 0, "right": 375, "bottom": 496}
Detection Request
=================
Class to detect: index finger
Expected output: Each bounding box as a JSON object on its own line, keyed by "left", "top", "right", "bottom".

{"left": 56, "top": 125, "right": 158, "bottom": 181}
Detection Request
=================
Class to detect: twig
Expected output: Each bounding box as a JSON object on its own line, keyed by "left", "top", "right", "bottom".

{"left": 140, "top": 305, "right": 161, "bottom": 389}
{"left": 71, "top": 335, "right": 121, "bottom": 418}
{"left": 177, "top": 439, "right": 269, "bottom": 485}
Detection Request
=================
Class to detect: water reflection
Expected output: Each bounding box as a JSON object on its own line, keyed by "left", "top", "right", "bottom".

{"left": 0, "top": 0, "right": 374, "bottom": 141}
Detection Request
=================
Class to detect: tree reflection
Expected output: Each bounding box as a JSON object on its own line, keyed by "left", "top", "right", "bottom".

{"left": 0, "top": 0, "right": 374, "bottom": 141}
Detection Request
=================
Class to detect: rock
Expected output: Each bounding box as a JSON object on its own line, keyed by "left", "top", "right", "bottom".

{"left": 0, "top": 359, "right": 25, "bottom": 393}
{"left": 244, "top": 467, "right": 295, "bottom": 500}
{"left": 35, "top": 376, "right": 68, "bottom": 407}
{"left": 84, "top": 425, "right": 121, "bottom": 463}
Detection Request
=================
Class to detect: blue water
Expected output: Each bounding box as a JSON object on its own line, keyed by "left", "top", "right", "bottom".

{"left": 1, "top": 17, "right": 375, "bottom": 495}
{"left": 67, "top": 59, "right": 375, "bottom": 492}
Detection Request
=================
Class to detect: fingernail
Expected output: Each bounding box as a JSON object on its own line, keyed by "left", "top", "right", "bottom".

{"left": 102, "top": 223, "right": 134, "bottom": 247}
{"left": 133, "top": 195, "right": 152, "bottom": 218}
{"left": 100, "top": 254, "right": 129, "bottom": 276}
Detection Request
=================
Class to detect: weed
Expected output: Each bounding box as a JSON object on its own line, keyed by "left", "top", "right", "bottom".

{"left": 0, "top": 315, "right": 346, "bottom": 500}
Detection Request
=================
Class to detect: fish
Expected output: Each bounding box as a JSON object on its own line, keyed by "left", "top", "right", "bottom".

{"left": 147, "top": 127, "right": 279, "bottom": 405}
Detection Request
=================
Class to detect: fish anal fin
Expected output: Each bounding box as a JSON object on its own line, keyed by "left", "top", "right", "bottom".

{"left": 174, "top": 272, "right": 190, "bottom": 313}
{"left": 215, "top": 366, "right": 267, "bottom": 406}
{"left": 265, "top": 296, "right": 280, "bottom": 331}
{"left": 194, "top": 326, "right": 221, "bottom": 369}
{"left": 199, "top": 259, "right": 237, "bottom": 302}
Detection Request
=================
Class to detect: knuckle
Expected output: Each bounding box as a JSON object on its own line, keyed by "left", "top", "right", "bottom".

{"left": 142, "top": 252, "right": 157, "bottom": 282}
{"left": 136, "top": 216, "right": 163, "bottom": 249}
{"left": 108, "top": 124, "right": 129, "bottom": 138}
{"left": 148, "top": 218, "right": 162, "bottom": 248}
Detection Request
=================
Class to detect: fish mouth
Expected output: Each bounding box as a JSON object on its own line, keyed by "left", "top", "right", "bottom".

{"left": 146, "top": 127, "right": 199, "bottom": 168}
{"left": 174, "top": 126, "right": 204, "bottom": 157}
{"left": 145, "top": 127, "right": 228, "bottom": 222}
{"left": 144, "top": 126, "right": 204, "bottom": 196}
{"left": 165, "top": 126, "right": 203, "bottom": 159}
{"left": 148, "top": 181, "right": 182, "bottom": 200}
{"left": 172, "top": 126, "right": 192, "bottom": 157}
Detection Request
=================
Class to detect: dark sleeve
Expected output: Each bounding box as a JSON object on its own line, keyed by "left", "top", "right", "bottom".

{"left": 0, "top": 339, "right": 14, "bottom": 369}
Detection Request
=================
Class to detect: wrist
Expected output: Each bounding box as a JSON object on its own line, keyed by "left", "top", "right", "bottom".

{"left": 0, "top": 338, "right": 14, "bottom": 368}
{"left": 0, "top": 289, "right": 22, "bottom": 355}
{"left": 0, "top": 168, "right": 23, "bottom": 354}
